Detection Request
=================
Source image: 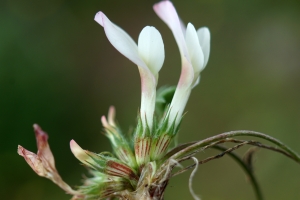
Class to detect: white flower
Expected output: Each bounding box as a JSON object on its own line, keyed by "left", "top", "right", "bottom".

{"left": 94, "top": 12, "right": 165, "bottom": 131}
{"left": 154, "top": 0, "right": 210, "bottom": 126}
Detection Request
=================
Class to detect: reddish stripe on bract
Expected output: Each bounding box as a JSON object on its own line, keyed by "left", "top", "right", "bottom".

{"left": 161, "top": 137, "right": 170, "bottom": 154}
{"left": 142, "top": 140, "right": 145, "bottom": 158}
{"left": 107, "top": 161, "right": 131, "bottom": 173}
{"left": 157, "top": 136, "right": 163, "bottom": 150}
{"left": 135, "top": 139, "right": 141, "bottom": 158}
{"left": 107, "top": 161, "right": 138, "bottom": 180}
{"left": 107, "top": 170, "right": 127, "bottom": 177}
{"left": 145, "top": 139, "right": 151, "bottom": 157}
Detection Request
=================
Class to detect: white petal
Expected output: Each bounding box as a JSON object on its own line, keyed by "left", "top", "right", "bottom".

{"left": 169, "top": 86, "right": 191, "bottom": 126}
{"left": 153, "top": 1, "right": 189, "bottom": 60}
{"left": 192, "top": 76, "right": 200, "bottom": 88}
{"left": 95, "top": 12, "right": 157, "bottom": 130}
{"left": 138, "top": 26, "right": 164, "bottom": 80}
{"left": 185, "top": 23, "right": 204, "bottom": 84}
{"left": 179, "top": 18, "right": 186, "bottom": 35}
{"left": 197, "top": 27, "right": 210, "bottom": 67}
{"left": 139, "top": 67, "right": 156, "bottom": 130}
{"left": 94, "top": 11, "right": 147, "bottom": 69}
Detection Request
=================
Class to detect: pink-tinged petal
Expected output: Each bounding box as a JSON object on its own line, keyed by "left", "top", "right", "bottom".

{"left": 101, "top": 115, "right": 109, "bottom": 129}
{"left": 101, "top": 108, "right": 119, "bottom": 145}
{"left": 108, "top": 106, "right": 116, "bottom": 126}
{"left": 154, "top": 0, "right": 194, "bottom": 88}
{"left": 169, "top": 83, "right": 192, "bottom": 125}
{"left": 17, "top": 125, "right": 79, "bottom": 196}
{"left": 138, "top": 26, "right": 164, "bottom": 80}
{"left": 94, "top": 11, "right": 147, "bottom": 69}
{"left": 185, "top": 23, "right": 204, "bottom": 82}
{"left": 155, "top": 1, "right": 207, "bottom": 127}
{"left": 197, "top": 27, "right": 210, "bottom": 68}
{"left": 153, "top": 1, "right": 211, "bottom": 128}
{"left": 100, "top": 115, "right": 118, "bottom": 146}
{"left": 70, "top": 140, "right": 97, "bottom": 169}
{"left": 153, "top": 0, "right": 188, "bottom": 59}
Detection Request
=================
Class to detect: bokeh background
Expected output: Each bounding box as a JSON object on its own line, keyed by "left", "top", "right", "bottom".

{"left": 1, "top": 0, "right": 300, "bottom": 199}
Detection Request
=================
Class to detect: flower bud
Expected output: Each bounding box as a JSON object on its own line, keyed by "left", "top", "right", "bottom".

{"left": 77, "top": 171, "right": 132, "bottom": 199}
{"left": 101, "top": 106, "right": 138, "bottom": 170}
{"left": 70, "top": 141, "right": 138, "bottom": 184}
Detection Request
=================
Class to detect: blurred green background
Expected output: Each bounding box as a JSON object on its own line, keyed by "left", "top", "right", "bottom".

{"left": 1, "top": 0, "right": 300, "bottom": 199}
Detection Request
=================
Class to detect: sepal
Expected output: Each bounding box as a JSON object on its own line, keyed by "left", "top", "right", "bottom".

{"left": 151, "top": 134, "right": 172, "bottom": 161}
{"left": 134, "top": 115, "right": 153, "bottom": 168}
{"left": 134, "top": 136, "right": 152, "bottom": 168}
{"left": 150, "top": 111, "right": 183, "bottom": 160}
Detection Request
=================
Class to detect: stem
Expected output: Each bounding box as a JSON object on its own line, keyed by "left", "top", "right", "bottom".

{"left": 213, "top": 145, "right": 263, "bottom": 200}
{"left": 173, "top": 141, "right": 253, "bottom": 176}
{"left": 170, "top": 130, "right": 300, "bottom": 163}
{"left": 225, "top": 139, "right": 295, "bottom": 160}
{"left": 172, "top": 143, "right": 264, "bottom": 200}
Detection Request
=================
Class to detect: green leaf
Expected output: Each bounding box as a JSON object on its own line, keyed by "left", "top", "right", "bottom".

{"left": 155, "top": 86, "right": 176, "bottom": 118}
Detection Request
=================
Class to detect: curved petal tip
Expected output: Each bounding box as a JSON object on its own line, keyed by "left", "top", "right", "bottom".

{"left": 33, "top": 123, "right": 40, "bottom": 130}
{"left": 70, "top": 139, "right": 82, "bottom": 156}
{"left": 94, "top": 11, "right": 105, "bottom": 26}
{"left": 153, "top": 0, "right": 173, "bottom": 12}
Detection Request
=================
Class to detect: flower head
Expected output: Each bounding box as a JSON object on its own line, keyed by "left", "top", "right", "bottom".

{"left": 101, "top": 106, "right": 138, "bottom": 169}
{"left": 18, "top": 1, "right": 211, "bottom": 199}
